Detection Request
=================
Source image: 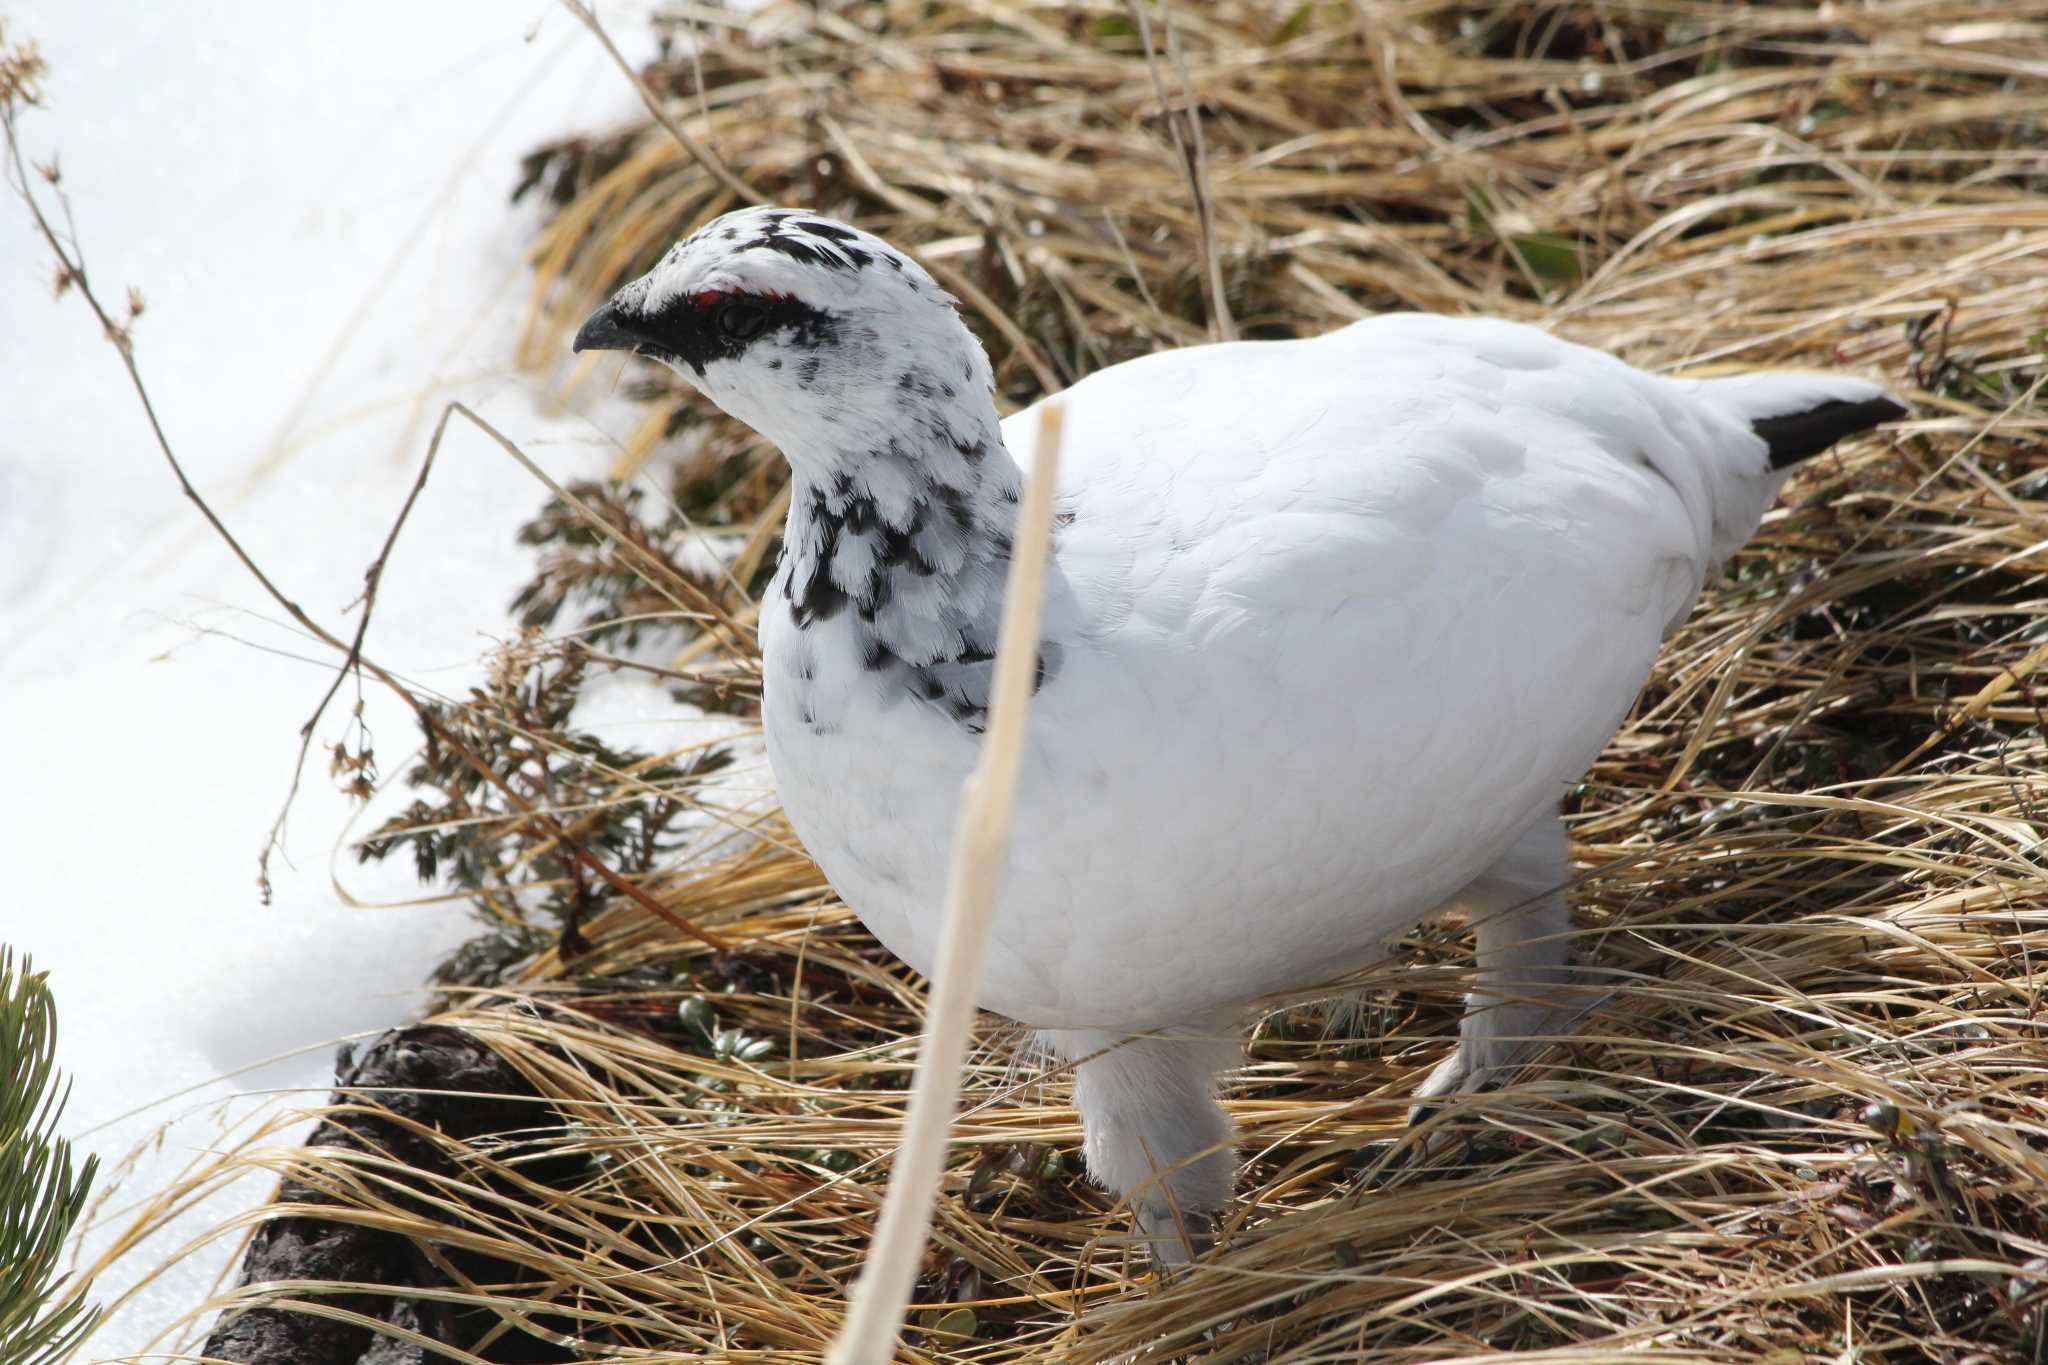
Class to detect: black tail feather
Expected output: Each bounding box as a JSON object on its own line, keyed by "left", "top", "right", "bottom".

{"left": 1754, "top": 395, "right": 1907, "bottom": 469}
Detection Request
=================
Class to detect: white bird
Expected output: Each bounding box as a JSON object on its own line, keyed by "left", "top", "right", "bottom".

{"left": 573, "top": 207, "right": 1903, "bottom": 1263}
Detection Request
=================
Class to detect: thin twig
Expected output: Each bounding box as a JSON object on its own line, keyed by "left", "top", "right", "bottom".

{"left": 558, "top": 0, "right": 764, "bottom": 206}
{"left": 1125, "top": 0, "right": 1233, "bottom": 342}
{"left": 825, "top": 403, "right": 1066, "bottom": 1365}
{"left": 263, "top": 402, "right": 449, "bottom": 898}
{"left": 477, "top": 404, "right": 758, "bottom": 654}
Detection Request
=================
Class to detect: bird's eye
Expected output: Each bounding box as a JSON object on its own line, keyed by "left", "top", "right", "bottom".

{"left": 717, "top": 300, "right": 769, "bottom": 342}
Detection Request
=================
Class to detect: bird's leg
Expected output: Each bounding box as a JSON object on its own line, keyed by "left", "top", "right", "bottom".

{"left": 1039, "top": 1023, "right": 1242, "bottom": 1268}
{"left": 1411, "top": 812, "right": 1577, "bottom": 1115}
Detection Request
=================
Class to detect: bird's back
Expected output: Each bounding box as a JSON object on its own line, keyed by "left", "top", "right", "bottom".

{"left": 1020, "top": 314, "right": 1804, "bottom": 638}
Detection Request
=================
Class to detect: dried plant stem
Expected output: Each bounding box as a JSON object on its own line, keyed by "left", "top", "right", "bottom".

{"left": 557, "top": 0, "right": 763, "bottom": 206}
{"left": 262, "top": 400, "right": 447, "bottom": 895}
{"left": 1125, "top": 0, "right": 1233, "bottom": 342}
{"left": 825, "top": 403, "right": 1065, "bottom": 1365}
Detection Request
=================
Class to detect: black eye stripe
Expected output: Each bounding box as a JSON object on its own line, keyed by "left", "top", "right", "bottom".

{"left": 630, "top": 291, "right": 838, "bottom": 377}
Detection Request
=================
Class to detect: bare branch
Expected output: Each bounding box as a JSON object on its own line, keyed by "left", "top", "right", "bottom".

{"left": 3, "top": 100, "right": 733, "bottom": 952}
{"left": 263, "top": 402, "right": 453, "bottom": 895}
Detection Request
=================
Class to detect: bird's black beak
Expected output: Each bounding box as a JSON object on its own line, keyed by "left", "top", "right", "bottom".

{"left": 572, "top": 299, "right": 642, "bottom": 355}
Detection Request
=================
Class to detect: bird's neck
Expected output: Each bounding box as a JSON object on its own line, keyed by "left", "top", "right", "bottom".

{"left": 775, "top": 365, "right": 1020, "bottom": 673}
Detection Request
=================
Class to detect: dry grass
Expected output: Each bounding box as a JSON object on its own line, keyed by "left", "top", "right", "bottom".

{"left": 85, "top": 1, "right": 2048, "bottom": 1360}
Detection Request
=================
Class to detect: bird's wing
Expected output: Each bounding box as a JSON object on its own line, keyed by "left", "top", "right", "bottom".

{"left": 976, "top": 315, "right": 1771, "bottom": 1005}
{"left": 1010, "top": 313, "right": 1750, "bottom": 651}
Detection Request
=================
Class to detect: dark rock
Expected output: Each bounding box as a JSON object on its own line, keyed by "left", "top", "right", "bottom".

{"left": 201, "top": 1024, "right": 576, "bottom": 1364}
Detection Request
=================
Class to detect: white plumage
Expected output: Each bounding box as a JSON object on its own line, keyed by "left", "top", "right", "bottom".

{"left": 573, "top": 207, "right": 1903, "bottom": 1263}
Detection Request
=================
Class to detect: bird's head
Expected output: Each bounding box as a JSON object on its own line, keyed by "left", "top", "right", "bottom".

{"left": 572, "top": 208, "right": 997, "bottom": 485}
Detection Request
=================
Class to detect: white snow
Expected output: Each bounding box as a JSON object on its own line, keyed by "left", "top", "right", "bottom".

{"left": 0, "top": 3, "right": 676, "bottom": 1358}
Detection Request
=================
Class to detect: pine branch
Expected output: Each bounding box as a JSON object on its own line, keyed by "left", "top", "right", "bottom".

{"left": 0, "top": 948, "right": 100, "bottom": 1365}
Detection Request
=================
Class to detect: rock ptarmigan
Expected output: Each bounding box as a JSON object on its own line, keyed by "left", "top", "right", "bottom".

{"left": 572, "top": 207, "right": 1905, "bottom": 1263}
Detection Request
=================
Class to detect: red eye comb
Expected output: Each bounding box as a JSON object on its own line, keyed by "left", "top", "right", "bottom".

{"left": 690, "top": 288, "right": 792, "bottom": 308}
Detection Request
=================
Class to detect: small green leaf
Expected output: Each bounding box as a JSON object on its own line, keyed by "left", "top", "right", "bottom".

{"left": 1275, "top": 2, "right": 1314, "bottom": 43}
{"left": 1863, "top": 1100, "right": 1906, "bottom": 1141}
{"left": 1464, "top": 184, "right": 1494, "bottom": 232}
{"left": 1094, "top": 15, "right": 1133, "bottom": 40}
{"left": 1802, "top": 98, "right": 1853, "bottom": 129}
{"left": 676, "top": 995, "right": 715, "bottom": 1037}
{"left": 1509, "top": 232, "right": 1582, "bottom": 283}
{"left": 920, "top": 1307, "right": 979, "bottom": 1341}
